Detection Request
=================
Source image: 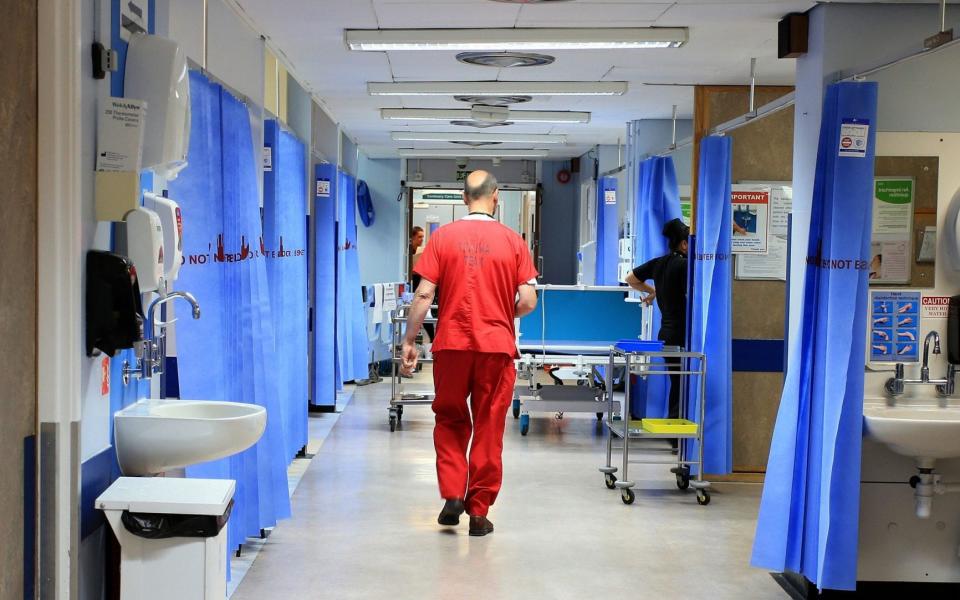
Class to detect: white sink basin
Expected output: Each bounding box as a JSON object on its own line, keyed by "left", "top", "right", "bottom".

{"left": 115, "top": 400, "right": 266, "bottom": 476}
{"left": 863, "top": 404, "right": 960, "bottom": 463}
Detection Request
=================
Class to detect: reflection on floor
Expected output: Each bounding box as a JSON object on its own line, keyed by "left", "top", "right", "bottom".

{"left": 230, "top": 379, "right": 784, "bottom": 599}
{"left": 227, "top": 389, "right": 354, "bottom": 597}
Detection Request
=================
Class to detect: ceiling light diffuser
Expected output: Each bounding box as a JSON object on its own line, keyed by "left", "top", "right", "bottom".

{"left": 368, "top": 81, "right": 628, "bottom": 96}
{"left": 346, "top": 28, "right": 688, "bottom": 51}
{"left": 398, "top": 149, "right": 550, "bottom": 158}
{"left": 391, "top": 132, "right": 566, "bottom": 144}
{"left": 381, "top": 108, "right": 590, "bottom": 124}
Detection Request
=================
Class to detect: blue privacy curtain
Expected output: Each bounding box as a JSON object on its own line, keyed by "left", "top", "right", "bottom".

{"left": 687, "top": 137, "right": 733, "bottom": 475}
{"left": 170, "top": 71, "right": 291, "bottom": 552}
{"left": 631, "top": 156, "right": 682, "bottom": 418}
{"left": 263, "top": 120, "right": 309, "bottom": 459}
{"left": 336, "top": 170, "right": 370, "bottom": 382}
{"left": 595, "top": 177, "right": 619, "bottom": 286}
{"left": 312, "top": 163, "right": 337, "bottom": 408}
{"left": 751, "top": 81, "right": 878, "bottom": 591}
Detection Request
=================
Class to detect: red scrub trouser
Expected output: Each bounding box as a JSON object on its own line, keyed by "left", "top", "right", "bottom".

{"left": 432, "top": 350, "right": 516, "bottom": 517}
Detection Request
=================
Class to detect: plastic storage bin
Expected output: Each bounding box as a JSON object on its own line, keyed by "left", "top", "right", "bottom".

{"left": 96, "top": 477, "right": 235, "bottom": 600}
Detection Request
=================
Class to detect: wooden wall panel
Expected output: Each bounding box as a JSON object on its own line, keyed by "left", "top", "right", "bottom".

{"left": 0, "top": 1, "right": 38, "bottom": 598}
{"left": 693, "top": 85, "right": 793, "bottom": 476}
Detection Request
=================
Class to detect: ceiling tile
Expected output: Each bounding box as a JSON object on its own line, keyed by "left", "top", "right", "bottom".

{"left": 515, "top": 3, "right": 669, "bottom": 26}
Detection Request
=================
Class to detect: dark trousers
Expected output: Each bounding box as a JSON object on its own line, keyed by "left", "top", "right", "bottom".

{"left": 665, "top": 356, "right": 681, "bottom": 420}
{"left": 660, "top": 330, "right": 684, "bottom": 420}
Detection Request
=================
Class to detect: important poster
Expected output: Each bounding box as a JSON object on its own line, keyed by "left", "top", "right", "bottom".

{"left": 869, "top": 178, "right": 914, "bottom": 284}
{"left": 731, "top": 185, "right": 771, "bottom": 255}
{"left": 870, "top": 290, "right": 920, "bottom": 363}
{"left": 736, "top": 186, "right": 792, "bottom": 280}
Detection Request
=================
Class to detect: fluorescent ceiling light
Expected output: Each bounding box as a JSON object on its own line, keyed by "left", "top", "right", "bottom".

{"left": 391, "top": 132, "right": 566, "bottom": 144}
{"left": 368, "top": 81, "right": 628, "bottom": 96}
{"left": 381, "top": 108, "right": 590, "bottom": 124}
{"left": 346, "top": 28, "right": 687, "bottom": 51}
{"left": 398, "top": 149, "right": 550, "bottom": 158}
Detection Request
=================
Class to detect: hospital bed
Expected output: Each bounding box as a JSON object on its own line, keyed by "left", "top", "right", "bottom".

{"left": 513, "top": 285, "right": 652, "bottom": 435}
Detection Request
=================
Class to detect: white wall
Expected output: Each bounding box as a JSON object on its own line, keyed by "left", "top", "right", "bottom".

{"left": 788, "top": 2, "right": 960, "bottom": 357}
{"left": 870, "top": 43, "right": 960, "bottom": 134}
{"left": 356, "top": 155, "right": 404, "bottom": 286}
{"left": 79, "top": 0, "right": 115, "bottom": 463}
{"left": 159, "top": 0, "right": 266, "bottom": 108}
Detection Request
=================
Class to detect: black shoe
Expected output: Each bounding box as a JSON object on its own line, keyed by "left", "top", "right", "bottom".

{"left": 469, "top": 515, "right": 494, "bottom": 537}
{"left": 438, "top": 499, "right": 465, "bottom": 526}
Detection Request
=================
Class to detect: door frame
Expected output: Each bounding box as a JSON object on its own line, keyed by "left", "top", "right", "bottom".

{"left": 37, "top": 0, "right": 84, "bottom": 597}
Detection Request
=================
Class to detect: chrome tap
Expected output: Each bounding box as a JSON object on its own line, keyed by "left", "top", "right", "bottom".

{"left": 921, "top": 330, "right": 942, "bottom": 383}
{"left": 884, "top": 330, "right": 956, "bottom": 402}
{"left": 124, "top": 291, "right": 201, "bottom": 384}
{"left": 146, "top": 291, "right": 201, "bottom": 340}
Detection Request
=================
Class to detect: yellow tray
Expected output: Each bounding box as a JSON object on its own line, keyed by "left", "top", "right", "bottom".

{"left": 640, "top": 418, "right": 698, "bottom": 434}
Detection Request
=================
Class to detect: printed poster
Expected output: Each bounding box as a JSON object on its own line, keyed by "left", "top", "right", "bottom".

{"left": 870, "top": 290, "right": 920, "bottom": 363}
{"left": 731, "top": 185, "right": 771, "bottom": 255}
{"left": 736, "top": 186, "right": 792, "bottom": 280}
{"left": 869, "top": 178, "right": 914, "bottom": 284}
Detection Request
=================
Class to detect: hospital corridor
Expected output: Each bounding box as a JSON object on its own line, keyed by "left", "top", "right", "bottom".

{"left": 4, "top": 1, "right": 960, "bottom": 599}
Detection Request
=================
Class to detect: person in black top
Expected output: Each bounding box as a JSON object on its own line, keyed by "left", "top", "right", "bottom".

{"left": 625, "top": 218, "right": 689, "bottom": 421}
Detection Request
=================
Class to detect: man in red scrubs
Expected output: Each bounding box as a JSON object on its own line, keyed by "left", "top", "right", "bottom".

{"left": 401, "top": 170, "right": 538, "bottom": 537}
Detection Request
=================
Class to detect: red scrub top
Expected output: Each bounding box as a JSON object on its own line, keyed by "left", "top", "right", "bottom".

{"left": 413, "top": 216, "right": 538, "bottom": 358}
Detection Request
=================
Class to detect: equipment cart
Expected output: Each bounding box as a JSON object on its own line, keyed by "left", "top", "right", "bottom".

{"left": 599, "top": 346, "right": 712, "bottom": 506}
{"left": 387, "top": 304, "right": 438, "bottom": 432}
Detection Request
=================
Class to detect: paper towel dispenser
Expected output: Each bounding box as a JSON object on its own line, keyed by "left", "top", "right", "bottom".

{"left": 124, "top": 33, "right": 191, "bottom": 178}
{"left": 86, "top": 251, "right": 144, "bottom": 357}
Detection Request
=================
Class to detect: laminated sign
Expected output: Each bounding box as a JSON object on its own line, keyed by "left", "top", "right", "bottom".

{"left": 870, "top": 290, "right": 920, "bottom": 362}
{"left": 838, "top": 118, "right": 870, "bottom": 158}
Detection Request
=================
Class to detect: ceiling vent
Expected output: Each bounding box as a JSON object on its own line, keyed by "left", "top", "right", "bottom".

{"left": 456, "top": 52, "right": 555, "bottom": 68}
{"left": 455, "top": 95, "right": 532, "bottom": 105}
{"left": 450, "top": 140, "right": 504, "bottom": 147}
{"left": 450, "top": 120, "right": 513, "bottom": 128}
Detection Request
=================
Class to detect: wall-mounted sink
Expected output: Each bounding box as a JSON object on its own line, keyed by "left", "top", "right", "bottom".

{"left": 863, "top": 404, "right": 960, "bottom": 465}
{"left": 115, "top": 400, "right": 266, "bottom": 476}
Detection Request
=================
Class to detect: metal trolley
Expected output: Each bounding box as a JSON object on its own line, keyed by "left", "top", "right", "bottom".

{"left": 599, "top": 347, "right": 712, "bottom": 506}
{"left": 388, "top": 304, "right": 437, "bottom": 432}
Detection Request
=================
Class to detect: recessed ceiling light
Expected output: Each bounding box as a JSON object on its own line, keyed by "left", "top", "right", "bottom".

{"left": 454, "top": 95, "right": 532, "bottom": 105}
{"left": 345, "top": 28, "right": 688, "bottom": 51}
{"left": 392, "top": 132, "right": 566, "bottom": 144}
{"left": 381, "top": 108, "right": 590, "bottom": 124}
{"left": 457, "top": 52, "right": 555, "bottom": 68}
{"left": 368, "top": 81, "right": 627, "bottom": 96}
{"left": 450, "top": 120, "right": 513, "bottom": 128}
{"left": 398, "top": 148, "right": 550, "bottom": 158}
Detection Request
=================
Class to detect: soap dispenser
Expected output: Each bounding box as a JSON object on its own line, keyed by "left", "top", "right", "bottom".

{"left": 86, "top": 251, "right": 144, "bottom": 356}
{"left": 124, "top": 206, "right": 165, "bottom": 293}
{"left": 143, "top": 192, "right": 183, "bottom": 284}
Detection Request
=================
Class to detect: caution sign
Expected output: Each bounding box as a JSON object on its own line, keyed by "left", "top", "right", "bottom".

{"left": 922, "top": 295, "right": 951, "bottom": 319}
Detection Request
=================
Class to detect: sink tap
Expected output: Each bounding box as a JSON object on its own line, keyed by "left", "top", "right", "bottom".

{"left": 922, "top": 331, "right": 942, "bottom": 383}
{"left": 133, "top": 292, "right": 201, "bottom": 381}
{"left": 146, "top": 291, "right": 201, "bottom": 340}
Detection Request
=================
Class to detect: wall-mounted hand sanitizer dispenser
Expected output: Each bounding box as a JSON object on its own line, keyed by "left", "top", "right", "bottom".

{"left": 124, "top": 207, "right": 164, "bottom": 293}
{"left": 143, "top": 192, "right": 183, "bottom": 284}
{"left": 124, "top": 33, "right": 191, "bottom": 179}
{"left": 86, "top": 251, "right": 144, "bottom": 356}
